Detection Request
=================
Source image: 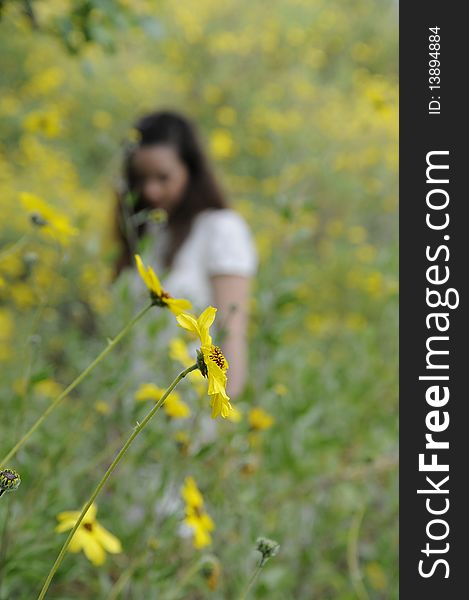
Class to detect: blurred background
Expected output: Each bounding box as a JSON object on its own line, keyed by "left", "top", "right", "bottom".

{"left": 0, "top": 0, "right": 398, "bottom": 598}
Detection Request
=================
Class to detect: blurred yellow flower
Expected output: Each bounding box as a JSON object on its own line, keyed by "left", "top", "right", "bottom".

{"left": 95, "top": 401, "right": 111, "bottom": 415}
{"left": 273, "top": 383, "right": 288, "bottom": 396}
{"left": 181, "top": 477, "right": 215, "bottom": 549}
{"left": 20, "top": 192, "right": 78, "bottom": 245}
{"left": 135, "top": 255, "right": 192, "bottom": 315}
{"left": 135, "top": 383, "right": 191, "bottom": 419}
{"left": 182, "top": 476, "right": 203, "bottom": 508}
{"left": 169, "top": 338, "right": 205, "bottom": 380}
{"left": 135, "top": 383, "right": 163, "bottom": 402}
{"left": 210, "top": 129, "right": 235, "bottom": 160}
{"left": 169, "top": 337, "right": 194, "bottom": 368}
{"left": 248, "top": 408, "right": 275, "bottom": 431}
{"left": 176, "top": 307, "right": 232, "bottom": 419}
{"left": 34, "top": 379, "right": 63, "bottom": 399}
{"left": 55, "top": 503, "right": 122, "bottom": 566}
{"left": 22, "top": 109, "right": 62, "bottom": 138}
{"left": 165, "top": 393, "right": 191, "bottom": 419}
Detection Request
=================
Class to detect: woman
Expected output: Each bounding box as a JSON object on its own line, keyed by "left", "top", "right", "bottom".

{"left": 114, "top": 110, "right": 258, "bottom": 399}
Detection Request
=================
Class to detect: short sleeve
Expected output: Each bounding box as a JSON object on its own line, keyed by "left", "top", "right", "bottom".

{"left": 204, "top": 209, "right": 258, "bottom": 277}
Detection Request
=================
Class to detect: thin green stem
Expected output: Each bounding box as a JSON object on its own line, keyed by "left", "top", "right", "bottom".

{"left": 347, "top": 506, "right": 369, "bottom": 600}
{"left": 37, "top": 364, "right": 198, "bottom": 600}
{"left": 239, "top": 563, "right": 263, "bottom": 600}
{"left": 1, "top": 304, "right": 152, "bottom": 465}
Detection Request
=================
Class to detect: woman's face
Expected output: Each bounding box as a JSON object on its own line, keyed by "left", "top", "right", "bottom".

{"left": 131, "top": 144, "right": 189, "bottom": 214}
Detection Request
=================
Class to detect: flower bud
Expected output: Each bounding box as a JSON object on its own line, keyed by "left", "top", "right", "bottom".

{"left": 0, "top": 468, "right": 21, "bottom": 497}
{"left": 256, "top": 536, "right": 279, "bottom": 566}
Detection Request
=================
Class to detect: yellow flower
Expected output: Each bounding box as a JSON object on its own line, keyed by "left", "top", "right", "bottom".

{"left": 22, "top": 109, "right": 62, "bottom": 138}
{"left": 248, "top": 408, "right": 275, "bottom": 431}
{"left": 273, "top": 383, "right": 288, "bottom": 396}
{"left": 185, "top": 509, "right": 215, "bottom": 549}
{"left": 95, "top": 401, "right": 111, "bottom": 415}
{"left": 135, "top": 383, "right": 191, "bottom": 418}
{"left": 169, "top": 338, "right": 194, "bottom": 368}
{"left": 176, "top": 307, "right": 232, "bottom": 419}
{"left": 210, "top": 128, "right": 236, "bottom": 160}
{"left": 181, "top": 477, "right": 215, "bottom": 549}
{"left": 135, "top": 383, "right": 162, "bottom": 402}
{"left": 20, "top": 192, "right": 78, "bottom": 246}
{"left": 33, "top": 379, "right": 63, "bottom": 399}
{"left": 55, "top": 503, "right": 122, "bottom": 566}
{"left": 182, "top": 476, "right": 204, "bottom": 509}
{"left": 165, "top": 393, "right": 191, "bottom": 419}
{"left": 134, "top": 255, "right": 192, "bottom": 315}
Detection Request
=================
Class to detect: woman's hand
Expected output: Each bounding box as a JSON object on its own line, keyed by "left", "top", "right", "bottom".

{"left": 210, "top": 274, "right": 252, "bottom": 399}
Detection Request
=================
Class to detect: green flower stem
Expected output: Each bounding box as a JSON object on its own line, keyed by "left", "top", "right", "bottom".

{"left": 239, "top": 563, "right": 263, "bottom": 600}
{"left": 1, "top": 304, "right": 152, "bottom": 465}
{"left": 38, "top": 363, "right": 198, "bottom": 600}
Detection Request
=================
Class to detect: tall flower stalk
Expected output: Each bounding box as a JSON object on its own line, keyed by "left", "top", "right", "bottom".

{"left": 1, "top": 303, "right": 152, "bottom": 464}
{"left": 37, "top": 363, "right": 198, "bottom": 599}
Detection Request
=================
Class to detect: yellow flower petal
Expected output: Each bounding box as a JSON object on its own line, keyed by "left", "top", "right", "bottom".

{"left": 93, "top": 523, "right": 123, "bottom": 554}
{"left": 82, "top": 532, "right": 107, "bottom": 566}
{"left": 166, "top": 297, "right": 193, "bottom": 316}
{"left": 55, "top": 518, "right": 78, "bottom": 533}
{"left": 197, "top": 306, "right": 217, "bottom": 346}
{"left": 69, "top": 529, "right": 87, "bottom": 553}
{"left": 176, "top": 312, "right": 200, "bottom": 335}
{"left": 135, "top": 254, "right": 150, "bottom": 287}
{"left": 169, "top": 338, "right": 193, "bottom": 368}
{"left": 147, "top": 265, "right": 162, "bottom": 295}
{"left": 182, "top": 477, "right": 204, "bottom": 509}
{"left": 200, "top": 513, "right": 215, "bottom": 532}
{"left": 165, "top": 394, "right": 191, "bottom": 419}
{"left": 135, "top": 383, "right": 164, "bottom": 402}
{"left": 205, "top": 359, "right": 229, "bottom": 397}
{"left": 56, "top": 510, "right": 80, "bottom": 522}
{"left": 193, "top": 526, "right": 212, "bottom": 549}
{"left": 135, "top": 254, "right": 162, "bottom": 295}
{"left": 210, "top": 394, "right": 233, "bottom": 419}
{"left": 83, "top": 503, "right": 98, "bottom": 522}
{"left": 248, "top": 408, "right": 275, "bottom": 430}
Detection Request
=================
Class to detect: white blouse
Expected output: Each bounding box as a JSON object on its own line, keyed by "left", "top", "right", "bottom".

{"left": 146, "top": 208, "right": 258, "bottom": 312}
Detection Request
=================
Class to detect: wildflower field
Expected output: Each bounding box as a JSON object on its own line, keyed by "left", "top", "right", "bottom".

{"left": 0, "top": 1, "right": 398, "bottom": 598}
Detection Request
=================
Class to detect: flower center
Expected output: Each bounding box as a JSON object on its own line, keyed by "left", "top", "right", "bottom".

{"left": 209, "top": 346, "right": 227, "bottom": 370}
{"left": 151, "top": 289, "right": 172, "bottom": 306}
{"left": 83, "top": 522, "right": 94, "bottom": 532}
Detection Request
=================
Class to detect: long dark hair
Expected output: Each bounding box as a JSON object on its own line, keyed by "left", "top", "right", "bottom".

{"left": 113, "top": 110, "right": 228, "bottom": 277}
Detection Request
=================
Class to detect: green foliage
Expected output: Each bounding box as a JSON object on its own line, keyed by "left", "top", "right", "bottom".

{"left": 0, "top": 0, "right": 397, "bottom": 597}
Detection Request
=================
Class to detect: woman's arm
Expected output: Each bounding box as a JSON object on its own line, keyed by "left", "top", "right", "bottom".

{"left": 210, "top": 274, "right": 252, "bottom": 399}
